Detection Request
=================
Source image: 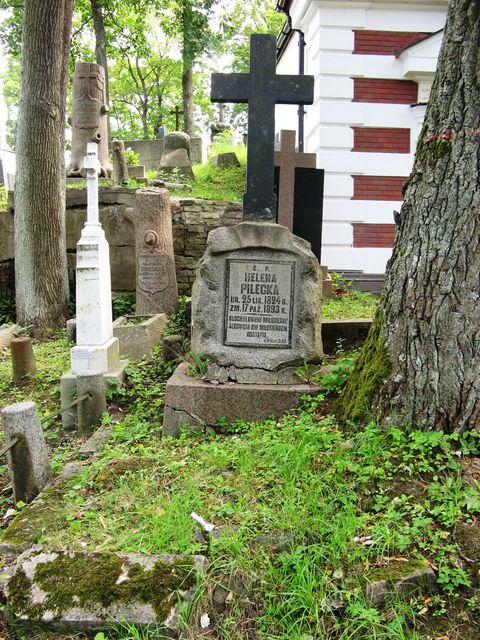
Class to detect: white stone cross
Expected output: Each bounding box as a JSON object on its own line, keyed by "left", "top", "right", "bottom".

{"left": 84, "top": 142, "right": 101, "bottom": 226}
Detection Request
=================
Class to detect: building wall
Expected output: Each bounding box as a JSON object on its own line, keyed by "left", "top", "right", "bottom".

{"left": 276, "top": 0, "right": 448, "bottom": 274}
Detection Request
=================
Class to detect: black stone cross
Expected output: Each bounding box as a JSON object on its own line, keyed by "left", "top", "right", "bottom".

{"left": 170, "top": 105, "right": 184, "bottom": 130}
{"left": 211, "top": 34, "right": 314, "bottom": 220}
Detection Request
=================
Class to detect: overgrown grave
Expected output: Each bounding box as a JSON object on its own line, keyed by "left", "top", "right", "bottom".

{"left": 0, "top": 344, "right": 208, "bottom": 637}
{"left": 1, "top": 297, "right": 479, "bottom": 638}
{"left": 163, "top": 35, "right": 325, "bottom": 435}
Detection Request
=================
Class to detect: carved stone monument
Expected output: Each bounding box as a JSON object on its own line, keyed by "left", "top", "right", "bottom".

{"left": 134, "top": 188, "right": 178, "bottom": 315}
{"left": 163, "top": 223, "right": 323, "bottom": 434}
{"left": 61, "top": 143, "right": 127, "bottom": 429}
{"left": 67, "top": 62, "right": 112, "bottom": 178}
{"left": 162, "top": 35, "right": 323, "bottom": 436}
{"left": 192, "top": 223, "right": 323, "bottom": 375}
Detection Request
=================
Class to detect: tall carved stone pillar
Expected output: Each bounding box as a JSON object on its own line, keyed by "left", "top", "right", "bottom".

{"left": 134, "top": 188, "right": 178, "bottom": 315}
{"left": 67, "top": 62, "right": 112, "bottom": 178}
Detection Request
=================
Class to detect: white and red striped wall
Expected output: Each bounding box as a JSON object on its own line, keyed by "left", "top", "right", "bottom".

{"left": 275, "top": 0, "right": 448, "bottom": 274}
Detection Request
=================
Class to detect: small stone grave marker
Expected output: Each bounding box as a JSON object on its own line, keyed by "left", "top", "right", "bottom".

{"left": 134, "top": 188, "right": 178, "bottom": 315}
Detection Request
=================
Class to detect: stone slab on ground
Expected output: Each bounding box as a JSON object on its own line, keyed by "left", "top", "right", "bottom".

{"left": 162, "top": 362, "right": 320, "bottom": 435}
{"left": 210, "top": 152, "right": 240, "bottom": 167}
{"left": 113, "top": 313, "right": 168, "bottom": 360}
{"left": 78, "top": 424, "right": 113, "bottom": 458}
{"left": 5, "top": 547, "right": 207, "bottom": 635}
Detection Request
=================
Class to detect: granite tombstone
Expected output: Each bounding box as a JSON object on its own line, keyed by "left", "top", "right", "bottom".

{"left": 192, "top": 222, "right": 323, "bottom": 374}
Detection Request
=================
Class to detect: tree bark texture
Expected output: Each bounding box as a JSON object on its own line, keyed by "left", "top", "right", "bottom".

{"left": 340, "top": 0, "right": 480, "bottom": 432}
{"left": 14, "top": 0, "right": 73, "bottom": 334}
{"left": 90, "top": 0, "right": 110, "bottom": 137}
{"left": 182, "top": 63, "right": 194, "bottom": 136}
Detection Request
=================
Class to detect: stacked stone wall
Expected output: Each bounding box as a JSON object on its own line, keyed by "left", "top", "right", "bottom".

{"left": 0, "top": 190, "right": 242, "bottom": 299}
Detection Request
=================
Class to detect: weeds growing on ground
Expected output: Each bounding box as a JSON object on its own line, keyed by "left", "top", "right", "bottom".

{"left": 1, "top": 300, "right": 479, "bottom": 640}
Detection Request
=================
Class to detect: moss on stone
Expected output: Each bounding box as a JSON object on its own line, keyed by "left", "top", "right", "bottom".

{"left": 455, "top": 523, "right": 480, "bottom": 562}
{"left": 1, "top": 489, "right": 67, "bottom": 549}
{"left": 8, "top": 552, "right": 197, "bottom": 624}
{"left": 335, "top": 309, "right": 392, "bottom": 423}
{"left": 7, "top": 570, "right": 38, "bottom": 618}
{"left": 121, "top": 558, "right": 196, "bottom": 621}
{"left": 34, "top": 552, "right": 123, "bottom": 612}
{"left": 365, "top": 558, "right": 429, "bottom": 584}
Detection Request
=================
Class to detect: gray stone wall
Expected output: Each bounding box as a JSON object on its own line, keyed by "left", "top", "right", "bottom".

{"left": 0, "top": 188, "right": 242, "bottom": 298}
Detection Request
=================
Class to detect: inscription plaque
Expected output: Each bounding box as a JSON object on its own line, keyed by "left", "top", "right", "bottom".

{"left": 224, "top": 259, "right": 294, "bottom": 348}
{"left": 138, "top": 252, "right": 169, "bottom": 294}
{"left": 73, "top": 96, "right": 101, "bottom": 129}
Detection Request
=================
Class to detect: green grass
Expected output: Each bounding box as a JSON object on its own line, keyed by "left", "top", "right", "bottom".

{"left": 168, "top": 143, "right": 247, "bottom": 202}
{"left": 323, "top": 290, "right": 379, "bottom": 319}
{"left": 30, "top": 379, "right": 480, "bottom": 639}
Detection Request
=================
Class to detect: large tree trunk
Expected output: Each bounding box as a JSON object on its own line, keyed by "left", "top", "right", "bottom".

{"left": 182, "top": 63, "right": 194, "bottom": 136}
{"left": 90, "top": 0, "right": 110, "bottom": 137}
{"left": 338, "top": 0, "right": 480, "bottom": 433}
{"left": 14, "top": 0, "right": 73, "bottom": 335}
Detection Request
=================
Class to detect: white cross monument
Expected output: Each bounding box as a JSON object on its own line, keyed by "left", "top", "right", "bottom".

{"left": 70, "top": 142, "right": 120, "bottom": 375}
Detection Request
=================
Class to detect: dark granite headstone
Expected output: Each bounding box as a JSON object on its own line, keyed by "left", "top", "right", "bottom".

{"left": 274, "top": 166, "right": 325, "bottom": 263}
{"left": 274, "top": 130, "right": 317, "bottom": 230}
{"left": 211, "top": 34, "right": 314, "bottom": 221}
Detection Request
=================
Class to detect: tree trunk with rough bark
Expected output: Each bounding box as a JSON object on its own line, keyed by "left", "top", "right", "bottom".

{"left": 338, "top": 0, "right": 480, "bottom": 433}
{"left": 14, "top": 0, "right": 73, "bottom": 336}
{"left": 90, "top": 0, "right": 110, "bottom": 137}
{"left": 182, "top": 63, "right": 194, "bottom": 136}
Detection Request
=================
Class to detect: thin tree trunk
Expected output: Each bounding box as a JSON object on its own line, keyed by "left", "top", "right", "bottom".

{"left": 14, "top": 0, "right": 73, "bottom": 335}
{"left": 182, "top": 62, "right": 194, "bottom": 136}
{"left": 90, "top": 0, "right": 110, "bottom": 137}
{"left": 338, "top": 0, "right": 480, "bottom": 432}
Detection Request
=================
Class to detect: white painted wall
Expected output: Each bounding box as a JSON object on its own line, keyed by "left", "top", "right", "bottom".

{"left": 275, "top": 0, "right": 448, "bottom": 274}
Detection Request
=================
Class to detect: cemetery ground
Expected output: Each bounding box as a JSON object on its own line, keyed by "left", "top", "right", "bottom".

{"left": 0, "top": 294, "right": 479, "bottom": 640}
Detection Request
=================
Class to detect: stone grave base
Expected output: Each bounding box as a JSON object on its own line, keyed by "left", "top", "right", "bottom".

{"left": 60, "top": 359, "right": 129, "bottom": 430}
{"left": 70, "top": 337, "right": 121, "bottom": 376}
{"left": 163, "top": 363, "right": 320, "bottom": 436}
{"left": 113, "top": 313, "right": 168, "bottom": 360}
